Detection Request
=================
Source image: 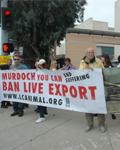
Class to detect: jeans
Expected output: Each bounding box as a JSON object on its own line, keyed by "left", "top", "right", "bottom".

{"left": 39, "top": 106, "right": 47, "bottom": 118}
{"left": 13, "top": 102, "right": 24, "bottom": 114}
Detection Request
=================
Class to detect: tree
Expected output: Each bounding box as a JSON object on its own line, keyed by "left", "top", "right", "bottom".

{"left": 8, "top": 0, "right": 86, "bottom": 61}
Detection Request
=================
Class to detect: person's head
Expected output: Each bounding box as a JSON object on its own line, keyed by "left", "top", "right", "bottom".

{"left": 118, "top": 55, "right": 120, "bottom": 63}
{"left": 7, "top": 59, "right": 12, "bottom": 66}
{"left": 38, "top": 59, "right": 49, "bottom": 69}
{"left": 13, "top": 56, "right": 20, "bottom": 65}
{"left": 85, "top": 48, "right": 95, "bottom": 60}
{"left": 101, "top": 54, "right": 113, "bottom": 67}
{"left": 65, "top": 58, "right": 71, "bottom": 66}
{"left": 19, "top": 58, "right": 24, "bottom": 64}
{"left": 50, "top": 61, "right": 57, "bottom": 70}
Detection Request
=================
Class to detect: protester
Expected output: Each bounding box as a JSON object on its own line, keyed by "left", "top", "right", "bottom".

{"left": 0, "top": 59, "right": 13, "bottom": 108}
{"left": 9, "top": 56, "right": 25, "bottom": 117}
{"left": 117, "top": 55, "right": 120, "bottom": 67}
{"left": 59, "top": 58, "right": 76, "bottom": 70}
{"left": 101, "top": 54, "right": 116, "bottom": 120}
{"left": 50, "top": 60, "right": 57, "bottom": 70}
{"left": 36, "top": 59, "right": 48, "bottom": 123}
{"left": 79, "top": 47, "right": 106, "bottom": 133}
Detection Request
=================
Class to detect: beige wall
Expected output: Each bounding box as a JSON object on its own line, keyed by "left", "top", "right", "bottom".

{"left": 66, "top": 33, "right": 120, "bottom": 69}
{"left": 115, "top": 0, "right": 120, "bottom": 32}
{"left": 115, "top": 0, "right": 120, "bottom": 59}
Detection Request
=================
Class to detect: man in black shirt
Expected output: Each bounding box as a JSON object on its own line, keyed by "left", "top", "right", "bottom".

{"left": 0, "top": 59, "right": 12, "bottom": 108}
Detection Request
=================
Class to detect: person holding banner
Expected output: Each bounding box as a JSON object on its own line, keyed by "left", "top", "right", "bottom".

{"left": 101, "top": 54, "right": 116, "bottom": 120}
{"left": 79, "top": 47, "right": 106, "bottom": 133}
{"left": 36, "top": 59, "right": 49, "bottom": 123}
{"left": 9, "top": 56, "right": 25, "bottom": 117}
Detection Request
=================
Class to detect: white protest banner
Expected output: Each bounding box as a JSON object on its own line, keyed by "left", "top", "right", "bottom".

{"left": 0, "top": 69, "right": 107, "bottom": 114}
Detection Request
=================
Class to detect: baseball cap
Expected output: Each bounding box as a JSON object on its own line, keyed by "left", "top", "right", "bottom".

{"left": 38, "top": 59, "right": 46, "bottom": 65}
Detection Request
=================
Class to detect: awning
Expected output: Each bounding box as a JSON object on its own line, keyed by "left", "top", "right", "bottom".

{"left": 66, "top": 28, "right": 120, "bottom": 37}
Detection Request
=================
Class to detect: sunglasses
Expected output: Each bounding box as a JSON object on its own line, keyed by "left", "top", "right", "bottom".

{"left": 14, "top": 59, "right": 19, "bottom": 60}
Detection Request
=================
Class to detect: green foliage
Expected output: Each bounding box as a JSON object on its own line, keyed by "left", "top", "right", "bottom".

{"left": 8, "top": 0, "right": 86, "bottom": 60}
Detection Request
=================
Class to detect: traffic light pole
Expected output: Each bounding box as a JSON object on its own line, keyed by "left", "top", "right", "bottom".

{"left": 1, "top": 0, "right": 8, "bottom": 56}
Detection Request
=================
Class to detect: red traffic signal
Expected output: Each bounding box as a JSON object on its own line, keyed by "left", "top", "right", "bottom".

{"left": 3, "top": 43, "right": 14, "bottom": 54}
{"left": 3, "top": 44, "right": 8, "bottom": 52}
{"left": 2, "top": 7, "right": 14, "bottom": 30}
{"left": 5, "top": 10, "right": 10, "bottom": 15}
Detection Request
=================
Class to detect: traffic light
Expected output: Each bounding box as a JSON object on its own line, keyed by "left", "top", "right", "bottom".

{"left": 1, "top": 7, "right": 14, "bottom": 30}
{"left": 3, "top": 43, "right": 14, "bottom": 54}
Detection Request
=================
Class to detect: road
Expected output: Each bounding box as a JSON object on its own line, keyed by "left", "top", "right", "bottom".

{"left": 0, "top": 105, "right": 120, "bottom": 150}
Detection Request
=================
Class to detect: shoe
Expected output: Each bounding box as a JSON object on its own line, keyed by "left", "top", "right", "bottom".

{"left": 100, "top": 125, "right": 106, "bottom": 133}
{"left": 7, "top": 103, "right": 13, "bottom": 106}
{"left": 11, "top": 112, "right": 19, "bottom": 116}
{"left": 36, "top": 117, "right": 46, "bottom": 123}
{"left": 44, "top": 114, "right": 48, "bottom": 117}
{"left": 18, "top": 113, "right": 23, "bottom": 117}
{"left": 1, "top": 105, "right": 8, "bottom": 108}
{"left": 111, "top": 114, "right": 116, "bottom": 120}
{"left": 85, "top": 126, "right": 93, "bottom": 132}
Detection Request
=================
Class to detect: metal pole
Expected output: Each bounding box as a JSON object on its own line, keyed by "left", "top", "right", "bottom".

{"left": 1, "top": 0, "right": 8, "bottom": 56}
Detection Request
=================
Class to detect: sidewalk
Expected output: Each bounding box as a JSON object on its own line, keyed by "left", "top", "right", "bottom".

{"left": 0, "top": 105, "right": 120, "bottom": 150}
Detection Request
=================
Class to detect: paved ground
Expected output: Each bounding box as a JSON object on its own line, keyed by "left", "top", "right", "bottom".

{"left": 0, "top": 105, "right": 120, "bottom": 150}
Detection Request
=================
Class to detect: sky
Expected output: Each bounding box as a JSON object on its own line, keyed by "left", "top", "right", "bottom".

{"left": 83, "top": 0, "right": 117, "bottom": 28}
